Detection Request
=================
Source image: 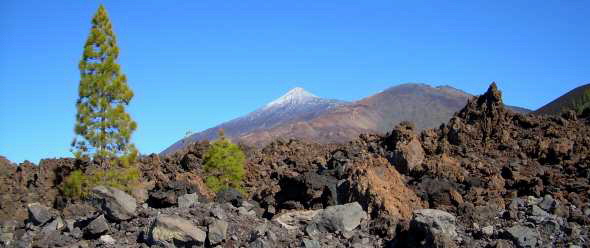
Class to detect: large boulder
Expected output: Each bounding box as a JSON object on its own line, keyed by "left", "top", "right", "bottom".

{"left": 310, "top": 202, "right": 367, "bottom": 233}
{"left": 410, "top": 209, "right": 457, "bottom": 246}
{"left": 148, "top": 214, "right": 206, "bottom": 246}
{"left": 92, "top": 186, "right": 137, "bottom": 221}
{"left": 27, "top": 203, "right": 54, "bottom": 226}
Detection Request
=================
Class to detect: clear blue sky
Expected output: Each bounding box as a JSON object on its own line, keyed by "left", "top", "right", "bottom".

{"left": 1, "top": 1, "right": 589, "bottom": 163}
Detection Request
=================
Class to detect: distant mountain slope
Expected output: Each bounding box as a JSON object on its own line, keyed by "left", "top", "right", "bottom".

{"left": 535, "top": 83, "right": 590, "bottom": 115}
{"left": 163, "top": 83, "right": 531, "bottom": 154}
{"left": 162, "top": 87, "right": 348, "bottom": 154}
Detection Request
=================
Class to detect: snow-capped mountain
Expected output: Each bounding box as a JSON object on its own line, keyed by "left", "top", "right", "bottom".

{"left": 161, "top": 87, "right": 347, "bottom": 154}
{"left": 162, "top": 83, "right": 531, "bottom": 155}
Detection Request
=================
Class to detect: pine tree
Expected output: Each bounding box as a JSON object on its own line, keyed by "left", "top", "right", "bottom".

{"left": 203, "top": 129, "right": 246, "bottom": 192}
{"left": 71, "top": 5, "right": 137, "bottom": 166}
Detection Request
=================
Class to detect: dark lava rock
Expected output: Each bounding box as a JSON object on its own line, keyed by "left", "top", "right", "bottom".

{"left": 215, "top": 188, "right": 243, "bottom": 207}
{"left": 27, "top": 203, "right": 54, "bottom": 226}
{"left": 85, "top": 214, "right": 109, "bottom": 237}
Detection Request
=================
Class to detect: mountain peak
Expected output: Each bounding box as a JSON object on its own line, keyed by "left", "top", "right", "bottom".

{"left": 265, "top": 87, "right": 318, "bottom": 108}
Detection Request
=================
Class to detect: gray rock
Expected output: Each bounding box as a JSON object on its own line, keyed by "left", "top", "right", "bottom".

{"left": 505, "top": 225, "right": 539, "bottom": 248}
{"left": 481, "top": 225, "right": 494, "bottom": 236}
{"left": 526, "top": 196, "right": 541, "bottom": 206}
{"left": 208, "top": 219, "right": 228, "bottom": 245}
{"left": 178, "top": 193, "right": 199, "bottom": 208}
{"left": 149, "top": 214, "right": 206, "bottom": 245}
{"left": 42, "top": 216, "right": 65, "bottom": 232}
{"left": 85, "top": 215, "right": 109, "bottom": 236}
{"left": 305, "top": 223, "right": 320, "bottom": 238}
{"left": 210, "top": 206, "right": 225, "bottom": 220}
{"left": 528, "top": 205, "right": 550, "bottom": 223}
{"left": 99, "top": 234, "right": 116, "bottom": 245}
{"left": 301, "top": 239, "right": 321, "bottom": 248}
{"left": 131, "top": 188, "right": 149, "bottom": 204}
{"left": 249, "top": 238, "right": 271, "bottom": 248}
{"left": 274, "top": 210, "right": 321, "bottom": 230}
{"left": 92, "top": 186, "right": 137, "bottom": 221}
{"left": 242, "top": 201, "right": 255, "bottom": 211}
{"left": 311, "top": 202, "right": 367, "bottom": 232}
{"left": 0, "top": 220, "right": 17, "bottom": 246}
{"left": 65, "top": 219, "right": 75, "bottom": 232}
{"left": 27, "top": 202, "right": 54, "bottom": 226}
{"left": 238, "top": 206, "right": 256, "bottom": 216}
{"left": 538, "top": 195, "right": 556, "bottom": 211}
{"left": 411, "top": 209, "right": 457, "bottom": 240}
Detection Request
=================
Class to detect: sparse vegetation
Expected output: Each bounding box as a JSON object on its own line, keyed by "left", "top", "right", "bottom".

{"left": 63, "top": 5, "right": 140, "bottom": 198}
{"left": 62, "top": 167, "right": 140, "bottom": 199}
{"left": 203, "top": 129, "right": 246, "bottom": 193}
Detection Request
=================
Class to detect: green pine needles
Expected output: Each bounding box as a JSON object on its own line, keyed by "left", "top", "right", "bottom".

{"left": 71, "top": 5, "right": 138, "bottom": 166}
{"left": 64, "top": 5, "right": 140, "bottom": 198}
{"left": 203, "top": 130, "right": 246, "bottom": 193}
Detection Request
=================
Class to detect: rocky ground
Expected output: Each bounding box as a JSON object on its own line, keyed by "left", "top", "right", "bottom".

{"left": 0, "top": 83, "right": 589, "bottom": 247}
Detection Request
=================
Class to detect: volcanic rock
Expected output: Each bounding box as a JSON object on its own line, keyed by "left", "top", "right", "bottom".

{"left": 505, "top": 225, "right": 539, "bottom": 248}
{"left": 85, "top": 214, "right": 109, "bottom": 237}
{"left": 27, "top": 203, "right": 54, "bottom": 226}
{"left": 207, "top": 219, "right": 228, "bottom": 245}
{"left": 410, "top": 209, "right": 457, "bottom": 246}
{"left": 311, "top": 202, "right": 367, "bottom": 233}
{"left": 148, "top": 214, "right": 206, "bottom": 245}
{"left": 92, "top": 186, "right": 137, "bottom": 221}
{"left": 178, "top": 193, "right": 198, "bottom": 208}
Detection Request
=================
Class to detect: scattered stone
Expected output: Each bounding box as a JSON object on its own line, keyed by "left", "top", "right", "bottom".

{"left": 208, "top": 219, "right": 228, "bottom": 245}
{"left": 131, "top": 188, "right": 149, "bottom": 204}
{"left": 274, "top": 210, "right": 320, "bottom": 230}
{"left": 27, "top": 202, "right": 54, "bottom": 226}
{"left": 526, "top": 196, "right": 541, "bottom": 206}
{"left": 42, "top": 216, "right": 65, "bottom": 232}
{"left": 528, "top": 205, "right": 551, "bottom": 223}
{"left": 148, "top": 214, "right": 206, "bottom": 245}
{"left": 0, "top": 221, "right": 16, "bottom": 246}
{"left": 410, "top": 208, "right": 457, "bottom": 243}
{"left": 505, "top": 225, "right": 539, "bottom": 248}
{"left": 482, "top": 225, "right": 494, "bottom": 236}
{"left": 85, "top": 215, "right": 109, "bottom": 236}
{"left": 238, "top": 206, "right": 256, "bottom": 216}
{"left": 99, "top": 234, "right": 116, "bottom": 245}
{"left": 210, "top": 205, "right": 225, "bottom": 220}
{"left": 312, "top": 202, "right": 367, "bottom": 233}
{"left": 92, "top": 186, "right": 137, "bottom": 221}
{"left": 178, "top": 193, "right": 199, "bottom": 208}
{"left": 538, "top": 195, "right": 556, "bottom": 211}
{"left": 301, "top": 238, "right": 321, "bottom": 248}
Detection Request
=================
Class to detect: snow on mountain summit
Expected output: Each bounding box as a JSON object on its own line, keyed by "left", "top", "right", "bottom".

{"left": 264, "top": 87, "right": 319, "bottom": 109}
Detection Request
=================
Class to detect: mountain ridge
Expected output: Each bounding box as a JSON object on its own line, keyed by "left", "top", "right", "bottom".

{"left": 162, "top": 83, "right": 530, "bottom": 155}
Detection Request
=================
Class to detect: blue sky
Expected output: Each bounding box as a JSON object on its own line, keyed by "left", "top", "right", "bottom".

{"left": 1, "top": 0, "right": 589, "bottom": 163}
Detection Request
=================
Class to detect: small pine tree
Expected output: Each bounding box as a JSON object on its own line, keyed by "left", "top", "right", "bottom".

{"left": 71, "top": 5, "right": 138, "bottom": 166}
{"left": 64, "top": 5, "right": 140, "bottom": 199}
{"left": 203, "top": 129, "right": 246, "bottom": 193}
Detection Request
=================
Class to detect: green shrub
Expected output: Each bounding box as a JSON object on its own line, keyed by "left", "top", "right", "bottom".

{"left": 62, "top": 165, "right": 140, "bottom": 199}
{"left": 203, "top": 130, "right": 246, "bottom": 193}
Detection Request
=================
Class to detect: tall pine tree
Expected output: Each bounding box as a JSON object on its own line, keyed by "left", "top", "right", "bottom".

{"left": 72, "top": 5, "right": 137, "bottom": 166}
